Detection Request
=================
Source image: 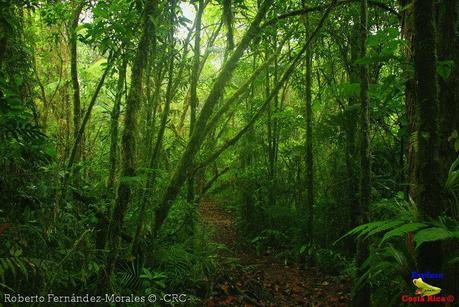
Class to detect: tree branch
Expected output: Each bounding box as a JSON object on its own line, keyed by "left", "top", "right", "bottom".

{"left": 263, "top": 0, "right": 399, "bottom": 28}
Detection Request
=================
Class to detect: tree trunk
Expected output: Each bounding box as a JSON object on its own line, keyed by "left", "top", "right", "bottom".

{"left": 413, "top": 0, "right": 443, "bottom": 285}
{"left": 107, "top": 57, "right": 128, "bottom": 195}
{"left": 194, "top": 1, "right": 336, "bottom": 175}
{"left": 265, "top": 41, "right": 275, "bottom": 207}
{"left": 437, "top": 0, "right": 458, "bottom": 211}
{"left": 66, "top": 54, "right": 114, "bottom": 172}
{"left": 223, "top": 0, "right": 234, "bottom": 56}
{"left": 345, "top": 16, "right": 359, "bottom": 254}
{"left": 69, "top": 1, "right": 84, "bottom": 178}
{"left": 353, "top": 0, "right": 370, "bottom": 305}
{"left": 153, "top": 0, "right": 273, "bottom": 237}
{"left": 132, "top": 8, "right": 176, "bottom": 255}
{"left": 436, "top": 0, "right": 459, "bottom": 297}
{"left": 187, "top": 0, "right": 204, "bottom": 204}
{"left": 399, "top": 0, "right": 417, "bottom": 199}
{"left": 102, "top": 0, "right": 156, "bottom": 289}
{"left": 304, "top": 14, "right": 314, "bottom": 246}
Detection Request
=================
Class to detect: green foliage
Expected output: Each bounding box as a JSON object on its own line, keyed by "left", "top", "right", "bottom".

{"left": 140, "top": 268, "right": 167, "bottom": 295}
{"left": 341, "top": 193, "right": 459, "bottom": 303}
{"left": 0, "top": 0, "right": 457, "bottom": 304}
{"left": 437, "top": 60, "right": 455, "bottom": 81}
{"left": 446, "top": 155, "right": 459, "bottom": 206}
{"left": 154, "top": 238, "right": 224, "bottom": 294}
{"left": 341, "top": 210, "right": 458, "bottom": 250}
{"left": 315, "top": 248, "right": 348, "bottom": 274}
{"left": 356, "top": 27, "right": 404, "bottom": 64}
{"left": 79, "top": 0, "right": 138, "bottom": 52}
{"left": 251, "top": 229, "right": 288, "bottom": 255}
{"left": 356, "top": 244, "right": 412, "bottom": 306}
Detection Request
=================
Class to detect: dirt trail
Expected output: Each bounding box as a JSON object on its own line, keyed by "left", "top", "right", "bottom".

{"left": 198, "top": 200, "right": 352, "bottom": 307}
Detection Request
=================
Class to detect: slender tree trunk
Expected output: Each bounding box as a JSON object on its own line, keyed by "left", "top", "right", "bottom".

{"left": 241, "top": 54, "right": 256, "bottom": 233}
{"left": 107, "top": 57, "right": 127, "bottom": 195}
{"left": 265, "top": 42, "right": 275, "bottom": 207}
{"left": 413, "top": 0, "right": 443, "bottom": 287}
{"left": 353, "top": 0, "right": 370, "bottom": 305}
{"left": 265, "top": 28, "right": 280, "bottom": 208}
{"left": 144, "top": 67, "right": 163, "bottom": 160}
{"left": 399, "top": 0, "right": 417, "bottom": 199}
{"left": 96, "top": 55, "right": 127, "bottom": 251}
{"left": 69, "top": 1, "right": 84, "bottom": 179}
{"left": 345, "top": 17, "right": 359, "bottom": 254}
{"left": 223, "top": 0, "right": 234, "bottom": 57}
{"left": 187, "top": 0, "right": 204, "bottom": 203}
{"left": 66, "top": 54, "right": 114, "bottom": 172}
{"left": 132, "top": 8, "right": 176, "bottom": 255}
{"left": 304, "top": 14, "right": 314, "bottom": 246}
{"left": 102, "top": 0, "right": 156, "bottom": 289}
{"left": 141, "top": 16, "right": 159, "bottom": 163}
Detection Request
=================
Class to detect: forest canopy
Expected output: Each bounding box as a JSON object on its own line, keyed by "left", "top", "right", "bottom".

{"left": 0, "top": 0, "right": 458, "bottom": 305}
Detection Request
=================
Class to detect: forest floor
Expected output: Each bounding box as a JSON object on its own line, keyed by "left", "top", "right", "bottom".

{"left": 198, "top": 200, "right": 352, "bottom": 307}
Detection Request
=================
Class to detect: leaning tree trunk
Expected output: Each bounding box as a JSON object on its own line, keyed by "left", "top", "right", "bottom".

{"left": 153, "top": 0, "right": 273, "bottom": 237}
{"left": 413, "top": 0, "right": 443, "bottom": 286}
{"left": 101, "top": 0, "right": 156, "bottom": 290}
{"left": 187, "top": 0, "right": 204, "bottom": 203}
{"left": 95, "top": 56, "right": 128, "bottom": 251}
{"left": 353, "top": 0, "right": 370, "bottom": 306}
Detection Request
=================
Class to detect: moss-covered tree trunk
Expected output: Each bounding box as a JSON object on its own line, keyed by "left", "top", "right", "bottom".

{"left": 69, "top": 1, "right": 84, "bottom": 179}
{"left": 153, "top": 0, "right": 273, "bottom": 236}
{"left": 399, "top": 0, "right": 416, "bottom": 199}
{"left": 102, "top": 0, "right": 156, "bottom": 289}
{"left": 223, "top": 0, "right": 234, "bottom": 56}
{"left": 132, "top": 3, "right": 176, "bottom": 255}
{"left": 354, "top": 0, "right": 370, "bottom": 305}
{"left": 187, "top": 0, "right": 204, "bottom": 203}
{"left": 107, "top": 57, "right": 127, "bottom": 195}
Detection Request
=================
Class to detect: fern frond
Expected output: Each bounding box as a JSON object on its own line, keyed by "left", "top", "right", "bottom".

{"left": 380, "top": 223, "right": 427, "bottom": 246}
{"left": 414, "top": 227, "right": 458, "bottom": 248}
{"left": 335, "top": 219, "right": 406, "bottom": 244}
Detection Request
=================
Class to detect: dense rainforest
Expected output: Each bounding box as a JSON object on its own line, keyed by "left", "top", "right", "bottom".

{"left": 1, "top": 0, "right": 458, "bottom": 305}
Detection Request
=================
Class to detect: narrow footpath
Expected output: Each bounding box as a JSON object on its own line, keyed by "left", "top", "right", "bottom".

{"left": 198, "top": 200, "right": 352, "bottom": 306}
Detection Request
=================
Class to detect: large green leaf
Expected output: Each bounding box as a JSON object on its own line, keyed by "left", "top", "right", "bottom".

{"left": 380, "top": 223, "right": 427, "bottom": 246}
{"left": 414, "top": 227, "right": 456, "bottom": 248}
{"left": 363, "top": 220, "right": 406, "bottom": 239}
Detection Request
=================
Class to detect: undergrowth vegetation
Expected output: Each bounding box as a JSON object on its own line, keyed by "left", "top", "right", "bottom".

{"left": 1, "top": 0, "right": 458, "bottom": 305}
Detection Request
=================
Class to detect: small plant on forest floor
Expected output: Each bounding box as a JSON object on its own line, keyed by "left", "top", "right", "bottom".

{"left": 250, "top": 229, "right": 288, "bottom": 256}
{"left": 139, "top": 268, "right": 167, "bottom": 295}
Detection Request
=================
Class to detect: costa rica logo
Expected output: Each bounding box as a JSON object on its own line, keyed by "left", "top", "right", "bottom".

{"left": 412, "top": 278, "right": 441, "bottom": 296}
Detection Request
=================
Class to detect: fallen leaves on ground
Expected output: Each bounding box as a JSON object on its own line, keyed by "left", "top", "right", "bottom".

{"left": 199, "top": 201, "right": 352, "bottom": 306}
